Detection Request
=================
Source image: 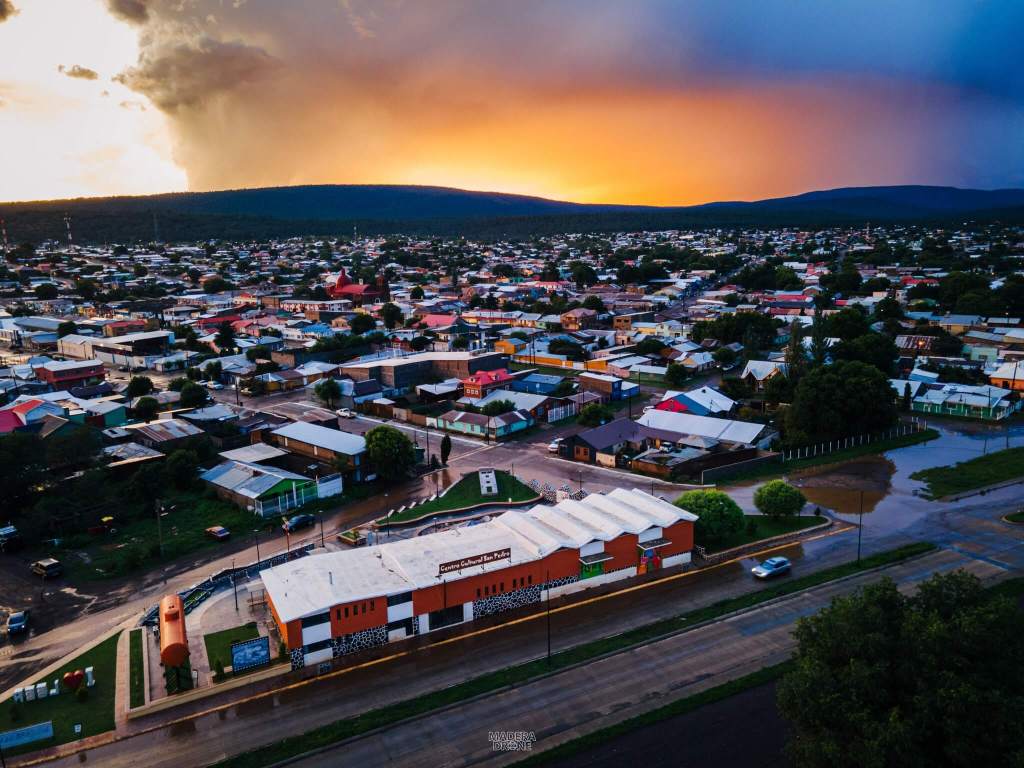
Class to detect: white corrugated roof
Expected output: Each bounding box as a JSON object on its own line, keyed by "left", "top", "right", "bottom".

{"left": 262, "top": 488, "right": 696, "bottom": 622}
{"left": 271, "top": 421, "right": 366, "bottom": 455}
{"left": 636, "top": 410, "right": 766, "bottom": 445}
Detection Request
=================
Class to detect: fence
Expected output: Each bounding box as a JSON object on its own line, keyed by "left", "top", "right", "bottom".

{"left": 780, "top": 418, "right": 925, "bottom": 462}
{"left": 140, "top": 541, "right": 319, "bottom": 627}
{"left": 253, "top": 474, "right": 342, "bottom": 518}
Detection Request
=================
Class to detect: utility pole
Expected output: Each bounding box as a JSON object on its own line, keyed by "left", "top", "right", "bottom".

{"left": 232, "top": 558, "right": 238, "bottom": 611}
{"left": 857, "top": 490, "right": 864, "bottom": 565}
{"left": 253, "top": 528, "right": 261, "bottom": 569}
{"left": 155, "top": 498, "right": 165, "bottom": 559}
{"left": 319, "top": 513, "right": 325, "bottom": 548}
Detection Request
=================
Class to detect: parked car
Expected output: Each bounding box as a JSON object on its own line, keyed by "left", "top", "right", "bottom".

{"left": 751, "top": 556, "right": 791, "bottom": 579}
{"left": 31, "top": 558, "right": 63, "bottom": 579}
{"left": 6, "top": 611, "right": 29, "bottom": 636}
{"left": 336, "top": 408, "right": 355, "bottom": 418}
{"left": 118, "top": 365, "right": 131, "bottom": 372}
{"left": 547, "top": 437, "right": 564, "bottom": 453}
{"left": 131, "top": 365, "right": 147, "bottom": 373}
{"left": 208, "top": 382, "right": 225, "bottom": 390}
{"left": 282, "top": 513, "right": 316, "bottom": 534}
{"left": 205, "top": 525, "right": 231, "bottom": 541}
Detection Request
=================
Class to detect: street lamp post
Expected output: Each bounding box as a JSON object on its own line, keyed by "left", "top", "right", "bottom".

{"left": 231, "top": 557, "right": 238, "bottom": 611}
{"left": 253, "top": 528, "right": 261, "bottom": 569}
{"left": 545, "top": 568, "right": 552, "bottom": 666}
{"left": 319, "top": 513, "right": 325, "bottom": 548}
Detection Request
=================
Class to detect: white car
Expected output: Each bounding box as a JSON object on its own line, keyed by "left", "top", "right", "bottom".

{"left": 547, "top": 438, "right": 564, "bottom": 453}
{"left": 336, "top": 408, "right": 355, "bottom": 418}
{"left": 208, "top": 382, "right": 224, "bottom": 390}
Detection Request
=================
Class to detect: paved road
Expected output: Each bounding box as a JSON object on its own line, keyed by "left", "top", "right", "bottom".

{"left": 27, "top": 530, "right": 1009, "bottom": 768}
{"left": 288, "top": 549, "right": 1005, "bottom": 768}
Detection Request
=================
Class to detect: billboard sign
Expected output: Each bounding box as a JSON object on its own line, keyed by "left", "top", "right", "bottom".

{"left": 231, "top": 636, "right": 271, "bottom": 673}
{"left": 438, "top": 548, "right": 511, "bottom": 575}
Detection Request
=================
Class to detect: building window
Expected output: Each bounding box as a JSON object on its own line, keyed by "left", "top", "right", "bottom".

{"left": 484, "top": 585, "right": 489, "bottom": 596}
{"left": 370, "top": 600, "right": 375, "bottom": 611}
{"left": 387, "top": 591, "right": 413, "bottom": 607}
{"left": 528, "top": 575, "right": 533, "bottom": 585}
{"left": 500, "top": 582, "right": 504, "bottom": 592}
{"left": 476, "top": 588, "right": 481, "bottom": 598}
{"left": 336, "top": 609, "right": 341, "bottom": 621}
{"left": 344, "top": 607, "right": 349, "bottom": 618}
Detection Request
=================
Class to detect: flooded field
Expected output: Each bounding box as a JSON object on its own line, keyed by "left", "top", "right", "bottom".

{"left": 726, "top": 416, "right": 1024, "bottom": 536}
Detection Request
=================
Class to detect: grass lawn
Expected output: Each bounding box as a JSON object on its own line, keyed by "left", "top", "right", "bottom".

{"left": 910, "top": 446, "right": 1024, "bottom": 499}
{"left": 211, "top": 541, "right": 933, "bottom": 768}
{"left": 128, "top": 629, "right": 144, "bottom": 709}
{"left": 720, "top": 428, "right": 940, "bottom": 485}
{"left": 203, "top": 622, "right": 260, "bottom": 673}
{"left": 701, "top": 514, "right": 825, "bottom": 554}
{"left": 1, "top": 632, "right": 119, "bottom": 756}
{"left": 53, "top": 491, "right": 262, "bottom": 582}
{"left": 384, "top": 471, "right": 539, "bottom": 525}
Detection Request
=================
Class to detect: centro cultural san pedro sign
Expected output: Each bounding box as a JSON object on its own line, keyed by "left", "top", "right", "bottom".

{"left": 438, "top": 548, "right": 511, "bottom": 576}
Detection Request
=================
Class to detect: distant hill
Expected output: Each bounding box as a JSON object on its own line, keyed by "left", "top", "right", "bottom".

{"left": 2, "top": 184, "right": 1022, "bottom": 243}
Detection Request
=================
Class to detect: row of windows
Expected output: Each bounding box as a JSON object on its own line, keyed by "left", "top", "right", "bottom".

{"left": 475, "top": 574, "right": 532, "bottom": 599}
{"left": 337, "top": 600, "right": 375, "bottom": 621}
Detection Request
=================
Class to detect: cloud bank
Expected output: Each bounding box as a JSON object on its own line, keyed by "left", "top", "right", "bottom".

{"left": 105, "top": 0, "right": 1024, "bottom": 204}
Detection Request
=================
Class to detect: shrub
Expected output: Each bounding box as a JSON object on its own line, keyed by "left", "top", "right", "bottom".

{"left": 754, "top": 480, "right": 807, "bottom": 517}
{"left": 675, "top": 490, "right": 744, "bottom": 544}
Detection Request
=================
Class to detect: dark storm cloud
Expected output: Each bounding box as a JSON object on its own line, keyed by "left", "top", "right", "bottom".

{"left": 106, "top": 0, "right": 149, "bottom": 25}
{"left": 58, "top": 64, "right": 100, "bottom": 81}
{"left": 0, "top": 0, "right": 18, "bottom": 23}
{"left": 114, "top": 35, "right": 276, "bottom": 111}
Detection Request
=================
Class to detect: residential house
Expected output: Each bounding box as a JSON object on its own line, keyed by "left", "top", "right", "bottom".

{"left": 269, "top": 421, "right": 368, "bottom": 480}
{"left": 436, "top": 409, "right": 533, "bottom": 440}
{"left": 201, "top": 460, "right": 342, "bottom": 518}
{"left": 461, "top": 368, "right": 517, "bottom": 398}
{"left": 739, "top": 360, "right": 790, "bottom": 391}
{"left": 656, "top": 386, "right": 736, "bottom": 417}
{"left": 990, "top": 361, "right": 1024, "bottom": 391}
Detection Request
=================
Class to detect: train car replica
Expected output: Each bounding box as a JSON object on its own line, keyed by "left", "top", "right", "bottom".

{"left": 158, "top": 594, "right": 189, "bottom": 667}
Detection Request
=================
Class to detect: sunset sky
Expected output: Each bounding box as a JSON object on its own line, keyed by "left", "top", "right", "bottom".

{"left": 0, "top": 0, "right": 1021, "bottom": 205}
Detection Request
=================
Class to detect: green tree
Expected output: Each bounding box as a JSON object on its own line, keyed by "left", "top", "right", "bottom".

{"left": 133, "top": 396, "right": 159, "bottom": 423}
{"left": 214, "top": 322, "right": 235, "bottom": 352}
{"left": 778, "top": 571, "right": 1024, "bottom": 768}
{"left": 409, "top": 285, "right": 424, "bottom": 300}
{"left": 784, "top": 320, "right": 807, "bottom": 383}
{"left": 167, "top": 377, "right": 188, "bottom": 392}
{"left": 808, "top": 309, "right": 830, "bottom": 368}
{"left": 75, "top": 279, "right": 97, "bottom": 300}
{"left": 713, "top": 346, "right": 737, "bottom": 367}
{"left": 348, "top": 313, "right": 376, "bottom": 335}
{"left": 902, "top": 381, "right": 912, "bottom": 412}
{"left": 786, "top": 360, "right": 897, "bottom": 444}
{"left": 828, "top": 307, "right": 870, "bottom": 342}
{"left": 380, "top": 303, "right": 403, "bottom": 330}
{"left": 634, "top": 337, "right": 667, "bottom": 356}
{"left": 365, "top": 425, "right": 415, "bottom": 480}
{"left": 126, "top": 376, "right": 154, "bottom": 399}
{"left": 34, "top": 283, "right": 58, "bottom": 300}
{"left": 753, "top": 480, "right": 806, "bottom": 517}
{"left": 314, "top": 378, "right": 341, "bottom": 407}
{"left": 57, "top": 320, "right": 77, "bottom": 338}
{"left": 570, "top": 262, "right": 598, "bottom": 289}
{"left": 831, "top": 332, "right": 898, "bottom": 376}
{"left": 164, "top": 449, "right": 199, "bottom": 489}
{"left": 665, "top": 362, "right": 688, "bottom": 387}
{"left": 577, "top": 402, "right": 614, "bottom": 427}
{"left": 481, "top": 398, "right": 515, "bottom": 417}
{"left": 179, "top": 381, "right": 208, "bottom": 409}
{"left": 202, "top": 276, "right": 230, "bottom": 293}
{"left": 674, "top": 490, "right": 744, "bottom": 545}
{"left": 440, "top": 434, "right": 452, "bottom": 465}
{"left": 581, "top": 295, "right": 605, "bottom": 312}
{"left": 44, "top": 426, "right": 101, "bottom": 470}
